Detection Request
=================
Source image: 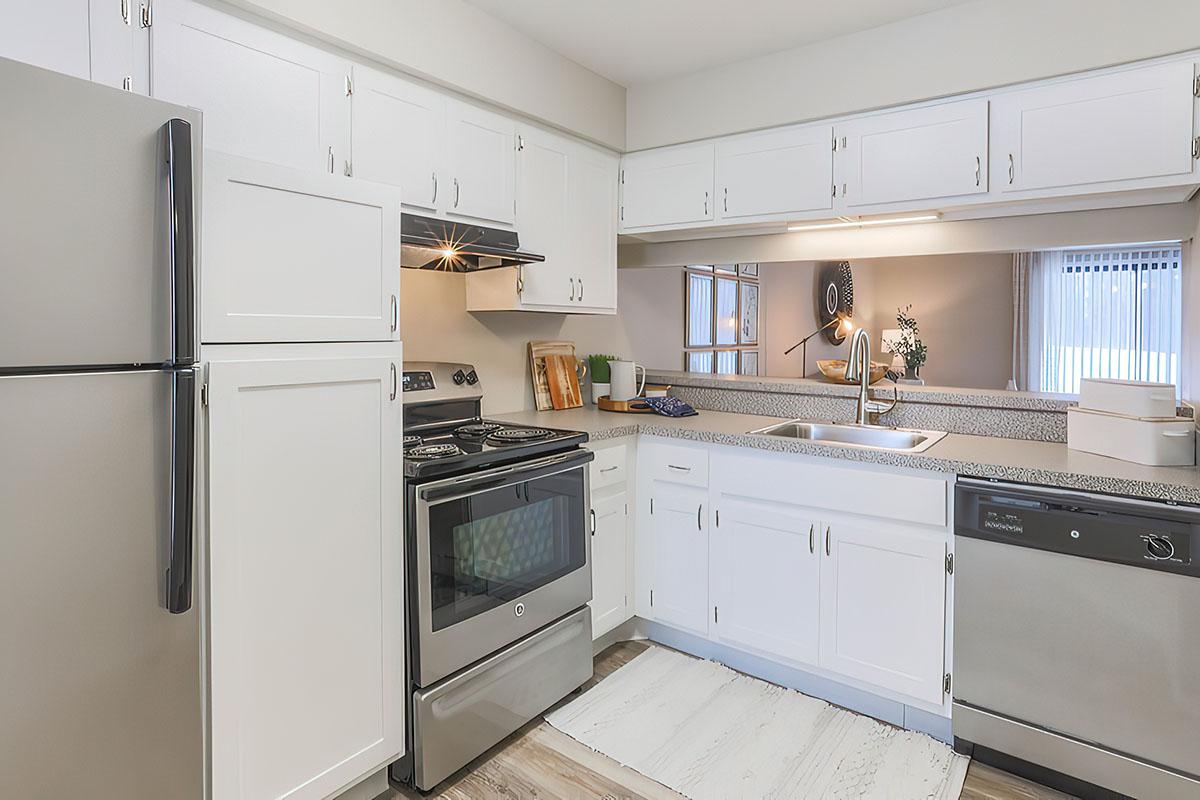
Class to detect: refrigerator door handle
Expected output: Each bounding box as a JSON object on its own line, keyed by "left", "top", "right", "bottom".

{"left": 165, "top": 368, "right": 196, "bottom": 614}
{"left": 165, "top": 118, "right": 195, "bottom": 366}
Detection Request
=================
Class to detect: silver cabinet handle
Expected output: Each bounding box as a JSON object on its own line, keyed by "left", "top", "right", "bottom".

{"left": 590, "top": 508, "right": 596, "bottom": 535}
{"left": 166, "top": 368, "right": 196, "bottom": 614}
{"left": 1008, "top": 154, "right": 1014, "bottom": 185}
{"left": 516, "top": 267, "right": 524, "bottom": 295}
{"left": 600, "top": 465, "right": 619, "bottom": 473}
{"left": 975, "top": 156, "right": 981, "bottom": 187}
{"left": 389, "top": 363, "right": 398, "bottom": 401}
{"left": 697, "top": 504, "right": 703, "bottom": 531}
{"left": 431, "top": 171, "right": 438, "bottom": 204}
{"left": 165, "top": 118, "right": 196, "bottom": 365}
{"left": 453, "top": 178, "right": 460, "bottom": 208}
{"left": 825, "top": 526, "right": 831, "bottom": 557}
{"left": 569, "top": 277, "right": 576, "bottom": 302}
{"left": 344, "top": 160, "right": 353, "bottom": 177}
{"left": 390, "top": 294, "right": 398, "bottom": 332}
{"left": 578, "top": 278, "right": 584, "bottom": 302}
{"left": 723, "top": 186, "right": 728, "bottom": 213}
{"left": 667, "top": 464, "right": 691, "bottom": 472}
{"left": 809, "top": 524, "right": 815, "bottom": 554}
{"left": 121, "top": 0, "right": 131, "bottom": 25}
{"left": 327, "top": 146, "right": 334, "bottom": 174}
{"left": 703, "top": 190, "right": 709, "bottom": 216}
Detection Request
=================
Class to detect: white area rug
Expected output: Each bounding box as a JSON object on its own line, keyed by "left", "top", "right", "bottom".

{"left": 546, "top": 646, "right": 969, "bottom": 799}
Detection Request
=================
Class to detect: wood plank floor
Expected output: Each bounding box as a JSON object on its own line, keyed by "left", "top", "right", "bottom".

{"left": 386, "top": 641, "right": 1073, "bottom": 800}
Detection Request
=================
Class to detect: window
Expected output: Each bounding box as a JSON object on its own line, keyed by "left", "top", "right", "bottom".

{"left": 684, "top": 264, "right": 760, "bottom": 375}
{"left": 1026, "top": 246, "right": 1182, "bottom": 395}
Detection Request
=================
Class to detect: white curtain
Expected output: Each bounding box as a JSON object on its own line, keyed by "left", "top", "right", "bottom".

{"left": 1020, "top": 246, "right": 1182, "bottom": 395}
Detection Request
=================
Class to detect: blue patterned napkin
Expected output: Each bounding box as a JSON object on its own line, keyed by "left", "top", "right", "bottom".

{"left": 643, "top": 396, "right": 698, "bottom": 417}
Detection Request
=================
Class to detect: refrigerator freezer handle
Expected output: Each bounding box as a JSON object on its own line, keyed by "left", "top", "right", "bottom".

{"left": 165, "top": 118, "right": 195, "bottom": 366}
{"left": 166, "top": 369, "right": 196, "bottom": 614}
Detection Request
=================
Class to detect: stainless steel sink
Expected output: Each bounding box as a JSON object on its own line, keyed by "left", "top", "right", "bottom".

{"left": 749, "top": 420, "right": 948, "bottom": 453}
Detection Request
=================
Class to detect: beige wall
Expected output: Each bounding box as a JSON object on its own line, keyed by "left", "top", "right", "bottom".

{"left": 399, "top": 267, "right": 680, "bottom": 414}
{"left": 759, "top": 255, "right": 1014, "bottom": 388}
{"left": 626, "top": 0, "right": 1200, "bottom": 150}
{"left": 228, "top": 0, "right": 626, "bottom": 149}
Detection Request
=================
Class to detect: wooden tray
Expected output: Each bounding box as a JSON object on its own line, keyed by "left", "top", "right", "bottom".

{"left": 597, "top": 395, "right": 654, "bottom": 413}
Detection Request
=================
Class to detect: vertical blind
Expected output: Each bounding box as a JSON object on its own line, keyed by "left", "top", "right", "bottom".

{"left": 1038, "top": 246, "right": 1182, "bottom": 394}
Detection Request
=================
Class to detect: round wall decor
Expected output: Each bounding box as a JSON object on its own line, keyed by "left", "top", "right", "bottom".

{"left": 817, "top": 261, "right": 854, "bottom": 344}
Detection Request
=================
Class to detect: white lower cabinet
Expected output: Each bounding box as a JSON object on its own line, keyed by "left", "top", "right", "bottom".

{"left": 589, "top": 491, "right": 629, "bottom": 637}
{"left": 206, "top": 348, "right": 405, "bottom": 800}
{"left": 712, "top": 498, "right": 820, "bottom": 667}
{"left": 647, "top": 480, "right": 709, "bottom": 636}
{"left": 818, "top": 519, "right": 948, "bottom": 706}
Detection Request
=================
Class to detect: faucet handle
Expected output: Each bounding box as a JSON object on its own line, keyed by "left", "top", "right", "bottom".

{"left": 865, "top": 385, "right": 898, "bottom": 422}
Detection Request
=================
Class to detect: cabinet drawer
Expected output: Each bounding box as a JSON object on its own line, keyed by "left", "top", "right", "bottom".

{"left": 589, "top": 444, "right": 628, "bottom": 489}
{"left": 643, "top": 442, "right": 709, "bottom": 487}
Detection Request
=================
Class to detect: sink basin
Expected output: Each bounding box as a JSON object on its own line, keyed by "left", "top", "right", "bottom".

{"left": 749, "top": 420, "right": 947, "bottom": 453}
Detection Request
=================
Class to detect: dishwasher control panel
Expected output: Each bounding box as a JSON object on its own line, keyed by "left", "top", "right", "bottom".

{"left": 957, "top": 481, "right": 1199, "bottom": 578}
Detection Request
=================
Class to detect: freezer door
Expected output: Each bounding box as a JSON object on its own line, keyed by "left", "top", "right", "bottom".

{"left": 0, "top": 57, "right": 199, "bottom": 369}
{"left": 0, "top": 370, "right": 202, "bottom": 798}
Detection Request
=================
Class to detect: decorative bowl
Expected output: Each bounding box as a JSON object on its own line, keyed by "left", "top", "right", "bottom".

{"left": 816, "top": 359, "right": 890, "bottom": 385}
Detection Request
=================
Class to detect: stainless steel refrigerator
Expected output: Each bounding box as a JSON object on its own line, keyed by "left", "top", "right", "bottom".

{"left": 0, "top": 57, "right": 203, "bottom": 797}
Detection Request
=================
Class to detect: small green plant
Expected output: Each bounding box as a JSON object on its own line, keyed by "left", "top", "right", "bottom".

{"left": 588, "top": 354, "right": 615, "bottom": 383}
{"left": 895, "top": 305, "right": 928, "bottom": 373}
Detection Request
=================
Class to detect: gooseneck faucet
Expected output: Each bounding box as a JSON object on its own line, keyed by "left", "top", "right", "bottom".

{"left": 844, "top": 327, "right": 897, "bottom": 425}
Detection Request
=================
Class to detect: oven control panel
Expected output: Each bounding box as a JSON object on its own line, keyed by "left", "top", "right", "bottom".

{"left": 401, "top": 362, "right": 484, "bottom": 405}
{"left": 403, "top": 370, "right": 436, "bottom": 392}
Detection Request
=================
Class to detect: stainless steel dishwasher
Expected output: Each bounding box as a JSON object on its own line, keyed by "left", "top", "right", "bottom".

{"left": 953, "top": 478, "right": 1200, "bottom": 800}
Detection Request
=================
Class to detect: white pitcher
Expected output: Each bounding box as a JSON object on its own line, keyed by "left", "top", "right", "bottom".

{"left": 609, "top": 359, "right": 646, "bottom": 401}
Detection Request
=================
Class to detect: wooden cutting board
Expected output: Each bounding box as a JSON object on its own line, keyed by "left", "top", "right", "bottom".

{"left": 545, "top": 354, "right": 583, "bottom": 409}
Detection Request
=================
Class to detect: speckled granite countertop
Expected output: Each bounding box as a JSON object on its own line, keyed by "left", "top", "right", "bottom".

{"left": 493, "top": 406, "right": 1200, "bottom": 505}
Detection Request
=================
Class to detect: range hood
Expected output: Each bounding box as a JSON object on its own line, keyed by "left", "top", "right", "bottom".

{"left": 400, "top": 213, "right": 545, "bottom": 272}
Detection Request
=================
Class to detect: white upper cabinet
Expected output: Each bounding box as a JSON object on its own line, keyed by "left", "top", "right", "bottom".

{"left": 207, "top": 351, "right": 405, "bottom": 800}
{"left": 818, "top": 520, "right": 947, "bottom": 706}
{"left": 511, "top": 126, "right": 572, "bottom": 306}
{"left": 203, "top": 153, "right": 401, "bottom": 344}
{"left": 151, "top": 0, "right": 351, "bottom": 173}
{"left": 620, "top": 142, "right": 715, "bottom": 230}
{"left": 716, "top": 124, "right": 834, "bottom": 219}
{"left": 836, "top": 98, "right": 989, "bottom": 208}
{"left": 350, "top": 65, "right": 446, "bottom": 213}
{"left": 712, "top": 497, "right": 821, "bottom": 668}
{"left": 993, "top": 60, "right": 1197, "bottom": 194}
{"left": 569, "top": 144, "right": 620, "bottom": 311}
{"left": 446, "top": 100, "right": 516, "bottom": 225}
{"left": 0, "top": 0, "right": 92, "bottom": 80}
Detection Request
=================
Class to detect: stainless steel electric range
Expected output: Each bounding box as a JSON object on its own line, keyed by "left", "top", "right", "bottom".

{"left": 391, "top": 362, "right": 595, "bottom": 792}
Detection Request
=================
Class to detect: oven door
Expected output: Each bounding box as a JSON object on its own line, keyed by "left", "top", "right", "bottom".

{"left": 412, "top": 449, "right": 593, "bottom": 687}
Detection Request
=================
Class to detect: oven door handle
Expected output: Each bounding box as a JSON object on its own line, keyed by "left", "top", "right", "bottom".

{"left": 418, "top": 449, "right": 595, "bottom": 504}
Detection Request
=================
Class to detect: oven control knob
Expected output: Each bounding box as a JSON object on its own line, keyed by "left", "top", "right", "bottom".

{"left": 514, "top": 602, "right": 525, "bottom": 618}
{"left": 452, "top": 369, "right": 467, "bottom": 385}
{"left": 1146, "top": 535, "right": 1175, "bottom": 560}
{"left": 465, "top": 370, "right": 479, "bottom": 385}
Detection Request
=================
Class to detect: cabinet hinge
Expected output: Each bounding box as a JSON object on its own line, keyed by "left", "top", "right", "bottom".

{"left": 1193, "top": 136, "right": 1199, "bottom": 160}
{"left": 516, "top": 134, "right": 524, "bottom": 151}
{"left": 140, "top": 1, "right": 152, "bottom": 28}
{"left": 345, "top": 74, "right": 353, "bottom": 96}
{"left": 122, "top": 75, "right": 133, "bottom": 92}
{"left": 620, "top": 169, "right": 625, "bottom": 185}
{"left": 121, "top": 0, "right": 131, "bottom": 25}
{"left": 831, "top": 182, "right": 837, "bottom": 197}
{"left": 1193, "top": 74, "right": 1200, "bottom": 97}
{"left": 200, "top": 382, "right": 209, "bottom": 408}
{"left": 714, "top": 605, "right": 719, "bottom": 623}
{"left": 944, "top": 673, "right": 952, "bottom": 695}
{"left": 620, "top": 205, "right": 624, "bottom": 222}
{"left": 649, "top": 497, "right": 654, "bottom": 514}
{"left": 344, "top": 160, "right": 353, "bottom": 177}
{"left": 832, "top": 136, "right": 837, "bottom": 152}
{"left": 650, "top": 589, "right": 654, "bottom": 607}
{"left": 715, "top": 508, "right": 720, "bottom": 527}
{"left": 945, "top": 553, "right": 954, "bottom": 575}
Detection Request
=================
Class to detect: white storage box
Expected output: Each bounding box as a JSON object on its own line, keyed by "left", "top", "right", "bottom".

{"left": 1067, "top": 408, "right": 1195, "bottom": 466}
{"left": 1078, "top": 378, "right": 1177, "bottom": 418}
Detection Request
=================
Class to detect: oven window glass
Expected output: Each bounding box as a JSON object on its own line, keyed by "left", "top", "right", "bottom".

{"left": 427, "top": 467, "right": 586, "bottom": 631}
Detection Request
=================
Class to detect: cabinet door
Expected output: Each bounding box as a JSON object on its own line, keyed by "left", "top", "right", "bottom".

{"left": 203, "top": 153, "right": 401, "bottom": 344}
{"left": 447, "top": 100, "right": 516, "bottom": 225}
{"left": 351, "top": 65, "right": 446, "bottom": 212}
{"left": 717, "top": 124, "right": 834, "bottom": 219}
{"left": 0, "top": 0, "right": 91, "bottom": 79}
{"left": 513, "top": 126, "right": 572, "bottom": 306}
{"left": 620, "top": 142, "right": 715, "bottom": 230}
{"left": 713, "top": 498, "right": 820, "bottom": 667}
{"left": 818, "top": 520, "right": 947, "bottom": 705}
{"left": 207, "top": 353, "right": 404, "bottom": 800}
{"left": 994, "top": 60, "right": 1196, "bottom": 193}
{"left": 571, "top": 145, "right": 620, "bottom": 311}
{"left": 590, "top": 491, "right": 629, "bottom": 638}
{"left": 649, "top": 481, "right": 709, "bottom": 636}
{"left": 151, "top": 0, "right": 351, "bottom": 173}
{"left": 838, "top": 98, "right": 988, "bottom": 208}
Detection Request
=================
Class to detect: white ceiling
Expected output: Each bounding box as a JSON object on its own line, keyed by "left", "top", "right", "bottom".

{"left": 463, "top": 0, "right": 974, "bottom": 86}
